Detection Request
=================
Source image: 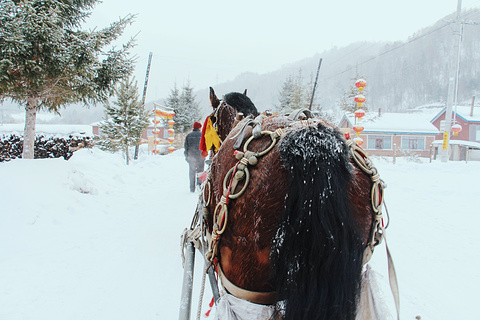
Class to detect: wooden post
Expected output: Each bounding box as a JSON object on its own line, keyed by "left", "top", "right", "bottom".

{"left": 393, "top": 143, "right": 396, "bottom": 164}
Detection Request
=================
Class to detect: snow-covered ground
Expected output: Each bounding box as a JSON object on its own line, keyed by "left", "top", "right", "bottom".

{"left": 0, "top": 147, "right": 478, "bottom": 319}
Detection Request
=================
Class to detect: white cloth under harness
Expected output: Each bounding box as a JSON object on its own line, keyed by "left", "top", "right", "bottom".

{"left": 214, "top": 290, "right": 275, "bottom": 320}
{"left": 213, "top": 266, "right": 392, "bottom": 320}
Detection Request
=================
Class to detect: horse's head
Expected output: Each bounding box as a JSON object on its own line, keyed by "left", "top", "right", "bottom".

{"left": 209, "top": 87, "right": 259, "bottom": 142}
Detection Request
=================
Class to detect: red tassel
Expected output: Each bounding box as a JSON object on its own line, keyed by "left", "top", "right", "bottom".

{"left": 204, "top": 297, "right": 215, "bottom": 317}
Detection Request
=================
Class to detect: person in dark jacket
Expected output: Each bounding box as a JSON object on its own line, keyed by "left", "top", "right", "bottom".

{"left": 184, "top": 121, "right": 205, "bottom": 192}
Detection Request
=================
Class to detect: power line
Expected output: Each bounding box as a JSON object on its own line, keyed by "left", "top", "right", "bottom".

{"left": 323, "top": 21, "right": 453, "bottom": 80}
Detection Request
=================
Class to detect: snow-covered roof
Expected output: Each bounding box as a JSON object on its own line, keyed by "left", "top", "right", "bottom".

{"left": 431, "top": 106, "right": 480, "bottom": 123}
{"left": 431, "top": 139, "right": 480, "bottom": 149}
{"left": 341, "top": 112, "right": 439, "bottom": 135}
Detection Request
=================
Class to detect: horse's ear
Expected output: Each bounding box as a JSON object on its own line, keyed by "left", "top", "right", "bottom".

{"left": 210, "top": 87, "right": 220, "bottom": 109}
{"left": 243, "top": 89, "right": 247, "bottom": 96}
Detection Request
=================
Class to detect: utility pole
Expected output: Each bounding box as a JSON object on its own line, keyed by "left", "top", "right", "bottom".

{"left": 440, "top": 0, "right": 462, "bottom": 162}
{"left": 134, "top": 52, "right": 153, "bottom": 160}
{"left": 309, "top": 58, "right": 323, "bottom": 111}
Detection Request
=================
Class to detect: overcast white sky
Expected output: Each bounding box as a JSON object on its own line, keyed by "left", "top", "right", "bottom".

{"left": 87, "top": 0, "right": 480, "bottom": 101}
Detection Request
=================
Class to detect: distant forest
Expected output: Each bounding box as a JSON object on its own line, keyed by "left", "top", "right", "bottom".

{"left": 191, "top": 8, "right": 480, "bottom": 118}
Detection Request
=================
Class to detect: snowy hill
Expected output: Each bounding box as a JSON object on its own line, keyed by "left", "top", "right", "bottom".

{"left": 167, "top": 9, "right": 480, "bottom": 118}
{"left": 0, "top": 147, "right": 478, "bottom": 319}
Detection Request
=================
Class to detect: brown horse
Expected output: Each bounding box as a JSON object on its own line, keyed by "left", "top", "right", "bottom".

{"left": 200, "top": 87, "right": 387, "bottom": 320}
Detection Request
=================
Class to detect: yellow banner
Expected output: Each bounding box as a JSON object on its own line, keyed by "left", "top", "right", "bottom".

{"left": 442, "top": 132, "right": 449, "bottom": 150}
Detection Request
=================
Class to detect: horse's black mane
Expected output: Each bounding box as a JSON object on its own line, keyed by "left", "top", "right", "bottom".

{"left": 223, "top": 92, "right": 259, "bottom": 117}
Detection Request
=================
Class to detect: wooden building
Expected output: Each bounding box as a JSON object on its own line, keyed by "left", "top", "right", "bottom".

{"left": 339, "top": 112, "right": 439, "bottom": 158}
{"left": 430, "top": 106, "right": 480, "bottom": 143}
{"left": 429, "top": 106, "right": 480, "bottom": 161}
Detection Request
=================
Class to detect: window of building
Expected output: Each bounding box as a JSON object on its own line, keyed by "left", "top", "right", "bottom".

{"left": 475, "top": 126, "right": 480, "bottom": 141}
{"left": 367, "top": 135, "right": 392, "bottom": 150}
{"left": 401, "top": 136, "right": 425, "bottom": 150}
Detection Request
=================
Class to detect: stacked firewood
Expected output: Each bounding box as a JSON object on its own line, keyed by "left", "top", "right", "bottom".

{"left": 0, "top": 134, "right": 93, "bottom": 162}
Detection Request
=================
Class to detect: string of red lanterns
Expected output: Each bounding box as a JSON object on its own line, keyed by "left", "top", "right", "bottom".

{"left": 353, "top": 79, "right": 367, "bottom": 146}
{"left": 152, "top": 105, "right": 176, "bottom": 154}
{"left": 152, "top": 105, "right": 161, "bottom": 154}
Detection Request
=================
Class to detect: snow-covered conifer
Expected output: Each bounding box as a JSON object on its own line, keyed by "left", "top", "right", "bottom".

{"left": 165, "top": 81, "right": 201, "bottom": 133}
{"left": 177, "top": 81, "right": 201, "bottom": 133}
{"left": 0, "top": 0, "right": 135, "bottom": 159}
{"left": 97, "top": 78, "right": 150, "bottom": 165}
{"left": 276, "top": 69, "right": 321, "bottom": 114}
{"left": 276, "top": 75, "right": 295, "bottom": 114}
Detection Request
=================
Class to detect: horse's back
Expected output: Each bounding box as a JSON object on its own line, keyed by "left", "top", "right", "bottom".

{"left": 208, "top": 114, "right": 373, "bottom": 320}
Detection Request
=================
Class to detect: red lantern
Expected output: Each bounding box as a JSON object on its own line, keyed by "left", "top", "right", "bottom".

{"left": 353, "top": 125, "right": 364, "bottom": 136}
{"left": 168, "top": 119, "right": 175, "bottom": 127}
{"left": 152, "top": 120, "right": 161, "bottom": 125}
{"left": 354, "top": 109, "right": 366, "bottom": 119}
{"left": 354, "top": 94, "right": 366, "bottom": 104}
{"left": 168, "top": 146, "right": 175, "bottom": 153}
{"left": 451, "top": 124, "right": 462, "bottom": 136}
{"left": 152, "top": 129, "right": 160, "bottom": 135}
{"left": 167, "top": 137, "right": 175, "bottom": 143}
{"left": 168, "top": 128, "right": 175, "bottom": 135}
{"left": 155, "top": 110, "right": 176, "bottom": 119}
{"left": 355, "top": 79, "right": 367, "bottom": 91}
{"left": 353, "top": 137, "right": 364, "bottom": 146}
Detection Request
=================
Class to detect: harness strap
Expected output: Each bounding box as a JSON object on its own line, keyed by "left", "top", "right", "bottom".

{"left": 230, "top": 114, "right": 266, "bottom": 149}
{"left": 217, "top": 264, "right": 277, "bottom": 305}
{"left": 385, "top": 233, "right": 401, "bottom": 320}
{"left": 287, "top": 108, "right": 313, "bottom": 120}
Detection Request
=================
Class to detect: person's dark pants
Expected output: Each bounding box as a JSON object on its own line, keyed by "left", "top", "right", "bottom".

{"left": 188, "top": 160, "right": 205, "bottom": 192}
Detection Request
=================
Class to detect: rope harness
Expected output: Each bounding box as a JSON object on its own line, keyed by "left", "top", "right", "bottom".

{"left": 205, "top": 125, "right": 284, "bottom": 263}
{"left": 347, "top": 140, "right": 387, "bottom": 264}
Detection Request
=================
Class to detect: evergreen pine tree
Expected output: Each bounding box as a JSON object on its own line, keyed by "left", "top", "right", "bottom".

{"left": 290, "top": 69, "right": 307, "bottom": 110}
{"left": 178, "top": 81, "right": 201, "bottom": 132}
{"left": 97, "top": 78, "right": 150, "bottom": 165}
{"left": 276, "top": 69, "right": 322, "bottom": 114}
{"left": 0, "top": 0, "right": 135, "bottom": 159}
{"left": 164, "top": 84, "right": 180, "bottom": 128}
{"left": 276, "top": 75, "right": 295, "bottom": 114}
{"left": 165, "top": 81, "right": 201, "bottom": 133}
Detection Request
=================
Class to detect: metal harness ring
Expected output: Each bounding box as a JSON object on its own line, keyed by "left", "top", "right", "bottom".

{"left": 222, "top": 166, "right": 250, "bottom": 200}
{"left": 243, "top": 130, "right": 278, "bottom": 157}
